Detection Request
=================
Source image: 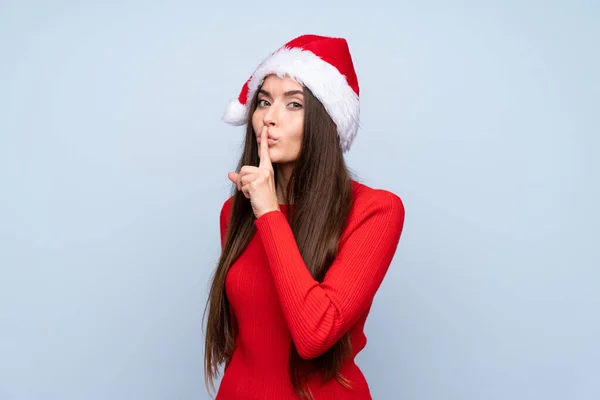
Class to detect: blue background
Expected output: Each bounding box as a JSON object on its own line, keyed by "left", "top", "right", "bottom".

{"left": 1, "top": 1, "right": 598, "bottom": 399}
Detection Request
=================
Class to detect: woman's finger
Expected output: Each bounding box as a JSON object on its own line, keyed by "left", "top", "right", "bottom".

{"left": 241, "top": 184, "right": 251, "bottom": 199}
{"left": 240, "top": 165, "right": 259, "bottom": 175}
{"left": 227, "top": 172, "right": 240, "bottom": 190}
{"left": 240, "top": 173, "right": 258, "bottom": 186}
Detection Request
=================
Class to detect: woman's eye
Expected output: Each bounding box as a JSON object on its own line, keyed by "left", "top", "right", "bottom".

{"left": 289, "top": 102, "right": 303, "bottom": 109}
{"left": 258, "top": 99, "right": 270, "bottom": 107}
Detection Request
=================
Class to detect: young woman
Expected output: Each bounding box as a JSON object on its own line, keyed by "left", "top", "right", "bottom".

{"left": 204, "top": 34, "right": 406, "bottom": 399}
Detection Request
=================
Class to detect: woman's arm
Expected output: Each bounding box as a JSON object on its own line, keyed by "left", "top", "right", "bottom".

{"left": 218, "top": 196, "right": 237, "bottom": 373}
{"left": 254, "top": 190, "right": 405, "bottom": 359}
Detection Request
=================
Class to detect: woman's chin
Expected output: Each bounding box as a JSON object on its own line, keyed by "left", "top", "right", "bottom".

{"left": 261, "top": 148, "right": 294, "bottom": 165}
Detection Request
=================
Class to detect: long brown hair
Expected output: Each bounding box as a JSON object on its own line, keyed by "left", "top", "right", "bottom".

{"left": 203, "top": 81, "right": 359, "bottom": 399}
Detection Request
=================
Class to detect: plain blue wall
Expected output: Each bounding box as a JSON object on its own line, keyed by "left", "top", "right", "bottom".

{"left": 1, "top": 1, "right": 598, "bottom": 399}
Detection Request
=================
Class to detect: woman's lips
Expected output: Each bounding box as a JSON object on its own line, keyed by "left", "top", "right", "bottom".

{"left": 258, "top": 138, "right": 278, "bottom": 146}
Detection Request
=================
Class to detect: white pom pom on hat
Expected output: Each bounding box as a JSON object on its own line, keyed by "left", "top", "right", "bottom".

{"left": 222, "top": 34, "right": 360, "bottom": 153}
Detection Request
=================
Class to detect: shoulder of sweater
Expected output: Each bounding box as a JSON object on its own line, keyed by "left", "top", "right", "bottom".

{"left": 351, "top": 180, "right": 405, "bottom": 218}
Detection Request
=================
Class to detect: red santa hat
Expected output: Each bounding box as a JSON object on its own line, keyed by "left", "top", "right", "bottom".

{"left": 222, "top": 34, "right": 360, "bottom": 153}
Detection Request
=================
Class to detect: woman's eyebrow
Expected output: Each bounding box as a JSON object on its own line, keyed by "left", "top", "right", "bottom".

{"left": 283, "top": 90, "right": 304, "bottom": 97}
{"left": 259, "top": 89, "right": 304, "bottom": 97}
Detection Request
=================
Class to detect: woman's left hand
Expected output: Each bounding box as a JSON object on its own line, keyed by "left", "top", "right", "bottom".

{"left": 228, "top": 126, "right": 280, "bottom": 219}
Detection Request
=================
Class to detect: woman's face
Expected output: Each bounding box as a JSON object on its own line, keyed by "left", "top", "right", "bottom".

{"left": 252, "top": 74, "right": 304, "bottom": 164}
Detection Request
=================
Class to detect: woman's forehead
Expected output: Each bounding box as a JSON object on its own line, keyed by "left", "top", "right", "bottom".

{"left": 261, "top": 74, "right": 303, "bottom": 92}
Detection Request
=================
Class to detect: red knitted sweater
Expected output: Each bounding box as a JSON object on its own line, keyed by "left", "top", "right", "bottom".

{"left": 215, "top": 180, "right": 405, "bottom": 399}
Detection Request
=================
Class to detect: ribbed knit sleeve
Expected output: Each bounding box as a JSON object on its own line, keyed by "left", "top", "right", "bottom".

{"left": 254, "top": 191, "right": 405, "bottom": 360}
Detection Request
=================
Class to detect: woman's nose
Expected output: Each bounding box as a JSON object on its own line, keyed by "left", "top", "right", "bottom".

{"left": 263, "top": 106, "right": 277, "bottom": 126}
